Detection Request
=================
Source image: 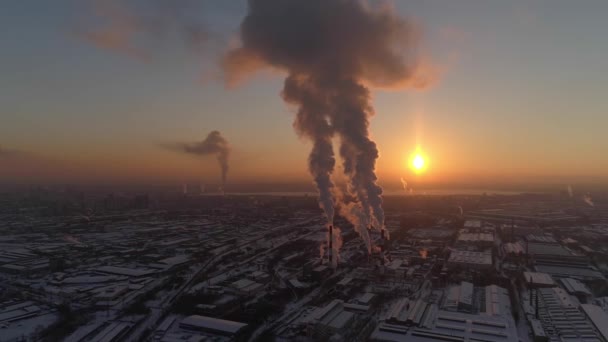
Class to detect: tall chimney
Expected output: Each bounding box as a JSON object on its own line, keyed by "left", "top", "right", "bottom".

{"left": 380, "top": 228, "right": 386, "bottom": 266}
{"left": 328, "top": 225, "right": 333, "bottom": 266}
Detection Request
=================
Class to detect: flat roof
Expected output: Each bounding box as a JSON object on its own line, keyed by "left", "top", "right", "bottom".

{"left": 448, "top": 250, "right": 492, "bottom": 265}
{"left": 562, "top": 279, "right": 592, "bottom": 297}
{"left": 464, "top": 220, "right": 482, "bottom": 228}
{"left": 534, "top": 265, "right": 604, "bottom": 280}
{"left": 358, "top": 292, "right": 375, "bottom": 304}
{"left": 581, "top": 304, "right": 608, "bottom": 341}
{"left": 527, "top": 242, "right": 572, "bottom": 257}
{"left": 459, "top": 282, "right": 473, "bottom": 306}
{"left": 180, "top": 315, "right": 247, "bottom": 335}
{"left": 97, "top": 266, "right": 155, "bottom": 277}
{"left": 328, "top": 311, "right": 354, "bottom": 330}
{"left": 231, "top": 278, "right": 255, "bottom": 289}
{"left": 159, "top": 255, "right": 190, "bottom": 266}
{"left": 523, "top": 271, "right": 556, "bottom": 286}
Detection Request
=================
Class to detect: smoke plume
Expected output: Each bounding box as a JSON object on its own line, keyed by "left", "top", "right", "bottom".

{"left": 583, "top": 193, "right": 594, "bottom": 207}
{"left": 74, "top": 0, "right": 212, "bottom": 61}
{"left": 400, "top": 177, "right": 408, "bottom": 191}
{"left": 331, "top": 226, "right": 344, "bottom": 268}
{"left": 567, "top": 185, "right": 573, "bottom": 198}
{"left": 338, "top": 200, "right": 372, "bottom": 254}
{"left": 223, "top": 0, "right": 434, "bottom": 239}
{"left": 164, "top": 131, "right": 230, "bottom": 188}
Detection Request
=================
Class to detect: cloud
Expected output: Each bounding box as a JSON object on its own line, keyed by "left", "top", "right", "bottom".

{"left": 73, "top": 0, "right": 212, "bottom": 61}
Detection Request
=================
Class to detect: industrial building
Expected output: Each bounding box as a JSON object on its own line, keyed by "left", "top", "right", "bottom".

{"left": 179, "top": 315, "right": 248, "bottom": 339}
{"left": 447, "top": 250, "right": 493, "bottom": 270}
{"left": 371, "top": 283, "right": 517, "bottom": 342}
{"left": 444, "top": 282, "right": 473, "bottom": 313}
{"left": 523, "top": 271, "right": 557, "bottom": 288}
{"left": 306, "top": 299, "right": 371, "bottom": 341}
{"left": 371, "top": 307, "right": 518, "bottom": 342}
{"left": 526, "top": 287, "right": 604, "bottom": 341}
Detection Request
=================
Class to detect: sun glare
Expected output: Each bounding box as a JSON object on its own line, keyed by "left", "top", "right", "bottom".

{"left": 413, "top": 155, "right": 425, "bottom": 170}
{"left": 410, "top": 150, "right": 427, "bottom": 173}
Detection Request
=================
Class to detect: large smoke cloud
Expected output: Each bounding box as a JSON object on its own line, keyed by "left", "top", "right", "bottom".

{"left": 223, "top": 0, "right": 433, "bottom": 243}
{"left": 164, "top": 131, "right": 231, "bottom": 189}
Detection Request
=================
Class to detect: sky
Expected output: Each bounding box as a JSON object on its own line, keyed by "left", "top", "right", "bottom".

{"left": 1, "top": 0, "right": 607, "bottom": 191}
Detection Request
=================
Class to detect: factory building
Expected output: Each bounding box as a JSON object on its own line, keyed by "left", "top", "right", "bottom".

{"left": 580, "top": 304, "right": 608, "bottom": 342}
{"left": 527, "top": 242, "right": 604, "bottom": 280}
{"left": 306, "top": 299, "right": 371, "bottom": 341}
{"left": 229, "top": 278, "right": 265, "bottom": 296}
{"left": 179, "top": 315, "right": 248, "bottom": 339}
{"left": 371, "top": 284, "right": 516, "bottom": 341}
{"left": 447, "top": 250, "right": 493, "bottom": 270}
{"left": 371, "top": 307, "right": 517, "bottom": 342}
{"left": 444, "top": 282, "right": 473, "bottom": 313}
{"left": 526, "top": 287, "right": 604, "bottom": 341}
{"left": 523, "top": 272, "right": 557, "bottom": 289}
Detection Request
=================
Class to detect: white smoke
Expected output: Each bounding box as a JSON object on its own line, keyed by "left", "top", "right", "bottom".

{"left": 583, "top": 193, "right": 594, "bottom": 207}
{"left": 331, "top": 226, "right": 343, "bottom": 269}
{"left": 400, "top": 177, "right": 408, "bottom": 191}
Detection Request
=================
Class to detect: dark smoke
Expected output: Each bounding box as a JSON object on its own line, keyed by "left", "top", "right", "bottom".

{"left": 223, "top": 0, "right": 434, "bottom": 233}
{"left": 74, "top": 0, "right": 212, "bottom": 61}
{"left": 164, "top": 131, "right": 230, "bottom": 188}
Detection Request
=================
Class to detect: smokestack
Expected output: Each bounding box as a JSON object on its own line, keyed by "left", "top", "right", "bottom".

{"left": 223, "top": 0, "right": 434, "bottom": 254}
{"left": 328, "top": 225, "right": 333, "bottom": 267}
{"left": 380, "top": 228, "right": 386, "bottom": 266}
{"left": 163, "top": 131, "right": 231, "bottom": 191}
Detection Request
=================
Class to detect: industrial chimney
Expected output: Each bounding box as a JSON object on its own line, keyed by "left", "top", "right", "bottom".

{"left": 328, "top": 225, "right": 333, "bottom": 267}
{"left": 380, "top": 228, "right": 386, "bottom": 266}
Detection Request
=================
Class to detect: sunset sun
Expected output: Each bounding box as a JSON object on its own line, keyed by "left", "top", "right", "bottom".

{"left": 410, "top": 151, "right": 427, "bottom": 173}
{"left": 413, "top": 155, "right": 425, "bottom": 170}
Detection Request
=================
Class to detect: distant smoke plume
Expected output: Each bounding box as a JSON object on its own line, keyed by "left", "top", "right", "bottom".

{"left": 583, "top": 193, "right": 594, "bottom": 207}
{"left": 567, "top": 185, "right": 573, "bottom": 198}
{"left": 164, "top": 131, "right": 230, "bottom": 188}
{"left": 401, "top": 177, "right": 414, "bottom": 194}
{"left": 74, "top": 0, "right": 212, "bottom": 61}
{"left": 419, "top": 248, "right": 428, "bottom": 259}
{"left": 223, "top": 0, "right": 434, "bottom": 240}
{"left": 400, "top": 177, "right": 408, "bottom": 191}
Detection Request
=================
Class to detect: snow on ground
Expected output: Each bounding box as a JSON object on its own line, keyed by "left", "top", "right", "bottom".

{"left": 1, "top": 312, "right": 58, "bottom": 342}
